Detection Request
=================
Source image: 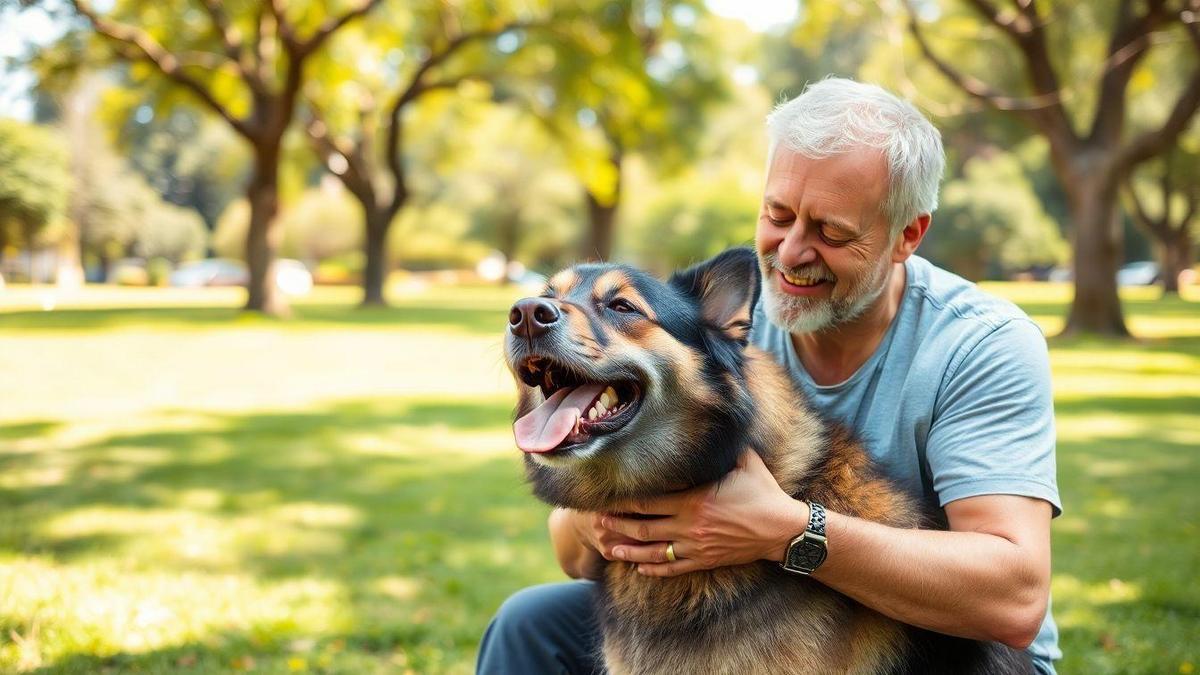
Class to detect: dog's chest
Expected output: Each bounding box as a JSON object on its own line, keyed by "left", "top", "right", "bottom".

{"left": 597, "top": 562, "right": 907, "bottom": 675}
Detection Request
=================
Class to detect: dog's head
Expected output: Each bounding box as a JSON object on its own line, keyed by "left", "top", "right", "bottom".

{"left": 504, "top": 248, "right": 762, "bottom": 510}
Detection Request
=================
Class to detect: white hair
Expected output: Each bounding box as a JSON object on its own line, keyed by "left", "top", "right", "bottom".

{"left": 766, "top": 77, "right": 945, "bottom": 233}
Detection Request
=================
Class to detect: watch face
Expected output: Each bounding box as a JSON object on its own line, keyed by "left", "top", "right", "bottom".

{"left": 790, "top": 539, "right": 827, "bottom": 572}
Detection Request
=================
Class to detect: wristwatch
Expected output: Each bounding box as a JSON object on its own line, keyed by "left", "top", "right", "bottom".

{"left": 780, "top": 501, "right": 828, "bottom": 575}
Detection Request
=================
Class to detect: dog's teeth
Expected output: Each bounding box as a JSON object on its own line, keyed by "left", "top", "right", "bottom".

{"left": 596, "top": 400, "right": 607, "bottom": 415}
{"left": 603, "top": 386, "right": 617, "bottom": 404}
{"left": 600, "top": 392, "right": 612, "bottom": 408}
{"left": 588, "top": 407, "right": 598, "bottom": 420}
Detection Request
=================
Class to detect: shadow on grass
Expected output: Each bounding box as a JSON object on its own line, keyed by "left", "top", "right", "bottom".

{"left": 0, "top": 420, "right": 62, "bottom": 441}
{"left": 0, "top": 303, "right": 506, "bottom": 336}
{"left": 0, "top": 396, "right": 550, "bottom": 673}
{"left": 1016, "top": 293, "right": 1199, "bottom": 323}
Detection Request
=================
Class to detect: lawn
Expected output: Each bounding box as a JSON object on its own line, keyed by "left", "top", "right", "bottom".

{"left": 0, "top": 281, "right": 1197, "bottom": 674}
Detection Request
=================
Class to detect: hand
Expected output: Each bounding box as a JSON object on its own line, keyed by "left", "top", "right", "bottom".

{"left": 561, "top": 508, "right": 643, "bottom": 562}
{"left": 600, "top": 449, "right": 810, "bottom": 577}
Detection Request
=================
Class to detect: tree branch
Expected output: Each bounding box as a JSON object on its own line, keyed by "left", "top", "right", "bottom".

{"left": 382, "top": 20, "right": 537, "bottom": 212}
{"left": 962, "top": 0, "right": 1033, "bottom": 35}
{"left": 266, "top": 0, "right": 299, "bottom": 54}
{"left": 904, "top": 5, "right": 1063, "bottom": 117}
{"left": 197, "top": 0, "right": 245, "bottom": 66}
{"left": 1115, "top": 66, "right": 1200, "bottom": 170}
{"left": 67, "top": 0, "right": 254, "bottom": 139}
{"left": 1089, "top": 0, "right": 1172, "bottom": 142}
{"left": 296, "top": 0, "right": 385, "bottom": 59}
{"left": 303, "top": 101, "right": 376, "bottom": 206}
{"left": 397, "top": 21, "right": 538, "bottom": 107}
{"left": 1122, "top": 177, "right": 1162, "bottom": 237}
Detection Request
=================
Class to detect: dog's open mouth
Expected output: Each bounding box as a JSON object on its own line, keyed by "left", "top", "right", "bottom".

{"left": 514, "top": 355, "right": 642, "bottom": 454}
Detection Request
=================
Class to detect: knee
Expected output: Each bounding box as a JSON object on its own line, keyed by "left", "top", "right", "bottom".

{"left": 489, "top": 583, "right": 572, "bottom": 636}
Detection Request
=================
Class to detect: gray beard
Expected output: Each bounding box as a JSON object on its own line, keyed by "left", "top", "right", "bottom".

{"left": 759, "top": 253, "right": 891, "bottom": 335}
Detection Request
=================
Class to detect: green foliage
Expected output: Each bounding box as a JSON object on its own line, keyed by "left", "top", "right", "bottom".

{"left": 924, "top": 148, "right": 1068, "bottom": 280}
{"left": 132, "top": 201, "right": 207, "bottom": 264}
{"left": 513, "top": 0, "right": 731, "bottom": 203}
{"left": 626, "top": 172, "right": 758, "bottom": 274}
{"left": 0, "top": 118, "right": 71, "bottom": 249}
{"left": 75, "top": 136, "right": 207, "bottom": 267}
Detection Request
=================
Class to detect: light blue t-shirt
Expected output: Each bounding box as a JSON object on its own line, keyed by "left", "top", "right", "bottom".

{"left": 750, "top": 255, "right": 1061, "bottom": 672}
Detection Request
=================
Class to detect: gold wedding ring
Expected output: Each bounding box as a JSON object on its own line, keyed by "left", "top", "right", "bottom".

{"left": 665, "top": 541, "right": 677, "bottom": 562}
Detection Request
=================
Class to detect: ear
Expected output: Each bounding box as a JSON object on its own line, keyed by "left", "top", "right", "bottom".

{"left": 668, "top": 248, "right": 761, "bottom": 344}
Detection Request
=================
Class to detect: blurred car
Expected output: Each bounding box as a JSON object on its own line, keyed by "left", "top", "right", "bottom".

{"left": 112, "top": 258, "right": 150, "bottom": 286}
{"left": 170, "top": 258, "right": 248, "bottom": 287}
{"left": 1116, "top": 261, "right": 1160, "bottom": 287}
{"left": 1047, "top": 267, "right": 1072, "bottom": 283}
{"left": 169, "top": 258, "right": 312, "bottom": 295}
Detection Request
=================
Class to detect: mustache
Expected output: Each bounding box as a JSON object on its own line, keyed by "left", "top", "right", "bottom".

{"left": 761, "top": 253, "right": 835, "bottom": 282}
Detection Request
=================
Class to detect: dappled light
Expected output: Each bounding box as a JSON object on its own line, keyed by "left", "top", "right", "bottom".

{"left": 1, "top": 281, "right": 1197, "bottom": 672}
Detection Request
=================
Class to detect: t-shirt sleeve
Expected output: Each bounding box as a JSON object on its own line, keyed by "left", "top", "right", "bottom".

{"left": 927, "top": 318, "right": 1062, "bottom": 517}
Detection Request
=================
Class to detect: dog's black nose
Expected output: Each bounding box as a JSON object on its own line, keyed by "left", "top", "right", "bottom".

{"left": 509, "top": 298, "right": 561, "bottom": 338}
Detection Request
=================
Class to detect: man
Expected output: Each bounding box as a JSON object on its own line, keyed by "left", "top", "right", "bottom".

{"left": 478, "top": 77, "right": 1061, "bottom": 674}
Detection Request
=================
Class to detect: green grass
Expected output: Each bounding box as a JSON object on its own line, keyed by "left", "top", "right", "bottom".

{"left": 1, "top": 282, "right": 1197, "bottom": 674}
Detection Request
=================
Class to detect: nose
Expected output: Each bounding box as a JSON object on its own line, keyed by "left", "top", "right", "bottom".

{"left": 776, "top": 220, "right": 819, "bottom": 268}
{"left": 509, "top": 298, "right": 561, "bottom": 338}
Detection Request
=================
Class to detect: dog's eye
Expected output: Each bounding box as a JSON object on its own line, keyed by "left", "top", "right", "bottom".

{"left": 608, "top": 299, "right": 638, "bottom": 314}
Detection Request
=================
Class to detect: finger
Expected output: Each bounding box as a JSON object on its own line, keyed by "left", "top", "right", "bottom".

{"left": 603, "top": 515, "right": 676, "bottom": 542}
{"left": 636, "top": 558, "right": 706, "bottom": 577}
{"left": 611, "top": 541, "right": 679, "bottom": 564}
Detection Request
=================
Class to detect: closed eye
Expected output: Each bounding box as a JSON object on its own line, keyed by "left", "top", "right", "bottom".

{"left": 608, "top": 298, "right": 639, "bottom": 314}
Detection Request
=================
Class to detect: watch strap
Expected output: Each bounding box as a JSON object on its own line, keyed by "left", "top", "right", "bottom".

{"left": 807, "top": 501, "right": 826, "bottom": 537}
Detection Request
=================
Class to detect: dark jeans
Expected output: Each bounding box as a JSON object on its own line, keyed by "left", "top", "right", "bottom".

{"left": 477, "top": 580, "right": 1057, "bottom": 675}
{"left": 476, "top": 581, "right": 602, "bottom": 675}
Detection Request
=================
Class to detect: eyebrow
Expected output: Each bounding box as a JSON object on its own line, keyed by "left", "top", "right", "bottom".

{"left": 819, "top": 216, "right": 858, "bottom": 236}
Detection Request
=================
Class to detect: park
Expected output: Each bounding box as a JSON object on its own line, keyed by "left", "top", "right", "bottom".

{"left": 1, "top": 0, "right": 1199, "bottom": 673}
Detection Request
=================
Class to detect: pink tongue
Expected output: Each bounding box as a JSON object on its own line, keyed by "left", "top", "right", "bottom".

{"left": 514, "top": 383, "right": 606, "bottom": 453}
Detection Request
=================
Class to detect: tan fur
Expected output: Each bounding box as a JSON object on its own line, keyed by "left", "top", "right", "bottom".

{"left": 549, "top": 269, "right": 581, "bottom": 295}
{"left": 512, "top": 265, "right": 944, "bottom": 674}
{"left": 595, "top": 269, "right": 630, "bottom": 298}
{"left": 599, "top": 346, "right": 921, "bottom": 674}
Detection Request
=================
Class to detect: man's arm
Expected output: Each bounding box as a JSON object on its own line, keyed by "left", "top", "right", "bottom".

{"left": 600, "top": 452, "right": 1052, "bottom": 649}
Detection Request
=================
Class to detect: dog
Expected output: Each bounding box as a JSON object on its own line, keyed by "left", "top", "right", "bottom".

{"left": 503, "top": 248, "right": 1034, "bottom": 674}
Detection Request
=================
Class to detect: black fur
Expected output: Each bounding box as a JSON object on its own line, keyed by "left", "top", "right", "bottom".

{"left": 507, "top": 249, "right": 1034, "bottom": 674}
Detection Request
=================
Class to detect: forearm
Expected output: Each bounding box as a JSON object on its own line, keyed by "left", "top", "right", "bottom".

{"left": 548, "top": 508, "right": 605, "bottom": 580}
{"left": 813, "top": 509, "right": 1049, "bottom": 648}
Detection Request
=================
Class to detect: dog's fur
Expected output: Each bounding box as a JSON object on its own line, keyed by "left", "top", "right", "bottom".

{"left": 504, "top": 248, "right": 1033, "bottom": 674}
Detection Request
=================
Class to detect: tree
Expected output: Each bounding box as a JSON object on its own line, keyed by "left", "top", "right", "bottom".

{"left": 1124, "top": 144, "right": 1198, "bottom": 293}
{"left": 907, "top": 0, "right": 1200, "bottom": 336}
{"left": 303, "top": 4, "right": 539, "bottom": 305}
{"left": 517, "top": 1, "right": 730, "bottom": 262}
{"left": 58, "top": 0, "right": 381, "bottom": 315}
{"left": 0, "top": 118, "right": 71, "bottom": 261}
{"left": 923, "top": 147, "right": 1068, "bottom": 280}
{"left": 212, "top": 182, "right": 361, "bottom": 265}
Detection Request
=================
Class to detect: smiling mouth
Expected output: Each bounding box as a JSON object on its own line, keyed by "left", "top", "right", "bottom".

{"left": 513, "top": 355, "right": 642, "bottom": 454}
{"left": 780, "top": 270, "right": 831, "bottom": 288}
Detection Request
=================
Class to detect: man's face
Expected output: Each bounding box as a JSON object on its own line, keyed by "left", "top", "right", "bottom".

{"left": 755, "top": 146, "right": 897, "bottom": 334}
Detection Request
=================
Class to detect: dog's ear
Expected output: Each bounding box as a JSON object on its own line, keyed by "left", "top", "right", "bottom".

{"left": 669, "top": 247, "right": 761, "bottom": 344}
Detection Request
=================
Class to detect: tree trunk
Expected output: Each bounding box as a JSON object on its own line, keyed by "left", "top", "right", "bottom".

{"left": 98, "top": 253, "right": 111, "bottom": 283}
{"left": 1064, "top": 170, "right": 1129, "bottom": 337}
{"left": 244, "top": 148, "right": 287, "bottom": 317}
{"left": 1161, "top": 231, "right": 1193, "bottom": 295}
{"left": 583, "top": 191, "right": 617, "bottom": 262}
{"left": 361, "top": 206, "right": 393, "bottom": 307}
